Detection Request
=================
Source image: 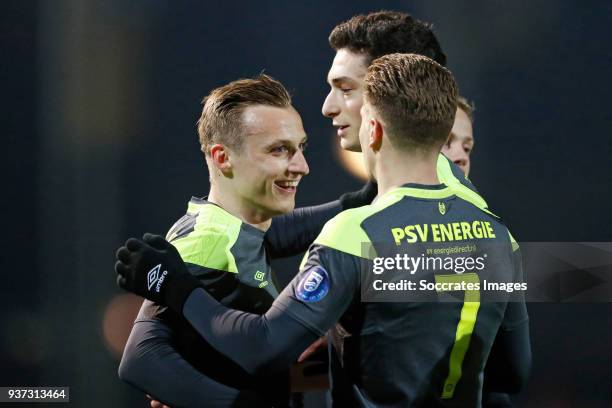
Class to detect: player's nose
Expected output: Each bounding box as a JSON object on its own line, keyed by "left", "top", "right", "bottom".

{"left": 453, "top": 157, "right": 467, "bottom": 170}
{"left": 445, "top": 143, "right": 466, "bottom": 167}
{"left": 454, "top": 156, "right": 467, "bottom": 168}
{"left": 322, "top": 92, "right": 340, "bottom": 118}
{"left": 454, "top": 148, "right": 468, "bottom": 167}
{"left": 288, "top": 148, "right": 309, "bottom": 176}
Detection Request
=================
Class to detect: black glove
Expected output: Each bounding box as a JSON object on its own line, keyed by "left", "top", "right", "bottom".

{"left": 338, "top": 180, "right": 378, "bottom": 210}
{"left": 115, "top": 233, "right": 202, "bottom": 314}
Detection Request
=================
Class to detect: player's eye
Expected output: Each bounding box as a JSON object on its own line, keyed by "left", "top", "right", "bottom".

{"left": 341, "top": 88, "right": 353, "bottom": 95}
{"left": 299, "top": 141, "right": 308, "bottom": 152}
{"left": 271, "top": 145, "right": 290, "bottom": 154}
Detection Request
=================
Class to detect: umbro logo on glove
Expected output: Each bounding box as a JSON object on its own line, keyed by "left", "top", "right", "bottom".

{"left": 115, "top": 233, "right": 203, "bottom": 313}
{"left": 147, "top": 264, "right": 168, "bottom": 293}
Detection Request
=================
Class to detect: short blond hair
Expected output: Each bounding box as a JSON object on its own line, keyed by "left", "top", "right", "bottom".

{"left": 364, "top": 53, "right": 458, "bottom": 151}
{"left": 197, "top": 74, "right": 292, "bottom": 155}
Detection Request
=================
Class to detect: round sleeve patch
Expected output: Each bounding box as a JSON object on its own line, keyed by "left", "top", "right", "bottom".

{"left": 295, "top": 266, "right": 330, "bottom": 303}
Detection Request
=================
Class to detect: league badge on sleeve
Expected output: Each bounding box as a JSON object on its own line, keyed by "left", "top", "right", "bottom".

{"left": 296, "top": 266, "right": 330, "bottom": 303}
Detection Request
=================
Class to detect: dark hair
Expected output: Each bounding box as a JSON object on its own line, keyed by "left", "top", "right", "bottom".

{"left": 364, "top": 53, "right": 458, "bottom": 151}
{"left": 329, "top": 10, "right": 446, "bottom": 66}
{"left": 197, "top": 74, "right": 292, "bottom": 154}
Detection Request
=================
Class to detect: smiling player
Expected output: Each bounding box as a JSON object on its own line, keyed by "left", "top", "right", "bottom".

{"left": 120, "top": 75, "right": 317, "bottom": 407}
{"left": 116, "top": 53, "right": 531, "bottom": 408}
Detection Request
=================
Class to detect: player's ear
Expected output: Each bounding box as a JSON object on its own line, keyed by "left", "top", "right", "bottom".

{"left": 209, "top": 144, "right": 233, "bottom": 175}
{"left": 369, "top": 119, "right": 383, "bottom": 151}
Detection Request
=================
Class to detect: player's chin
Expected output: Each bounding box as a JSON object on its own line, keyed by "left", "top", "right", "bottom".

{"left": 266, "top": 201, "right": 294, "bottom": 216}
{"left": 340, "top": 136, "right": 363, "bottom": 153}
{"left": 268, "top": 190, "right": 296, "bottom": 214}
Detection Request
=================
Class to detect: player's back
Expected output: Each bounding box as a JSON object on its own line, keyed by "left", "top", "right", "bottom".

{"left": 327, "top": 183, "right": 524, "bottom": 407}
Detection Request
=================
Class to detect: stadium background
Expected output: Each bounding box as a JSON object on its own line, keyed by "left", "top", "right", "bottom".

{"left": 2, "top": 0, "right": 611, "bottom": 406}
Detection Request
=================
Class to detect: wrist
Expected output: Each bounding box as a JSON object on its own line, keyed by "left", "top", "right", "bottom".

{"left": 163, "top": 272, "right": 202, "bottom": 315}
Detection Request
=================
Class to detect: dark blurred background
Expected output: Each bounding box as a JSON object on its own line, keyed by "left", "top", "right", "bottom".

{"left": 2, "top": 0, "right": 611, "bottom": 406}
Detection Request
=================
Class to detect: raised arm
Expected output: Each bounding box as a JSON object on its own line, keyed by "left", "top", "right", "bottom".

{"left": 265, "top": 200, "right": 342, "bottom": 258}
{"left": 116, "top": 235, "right": 362, "bottom": 376}
{"left": 265, "top": 181, "right": 376, "bottom": 258}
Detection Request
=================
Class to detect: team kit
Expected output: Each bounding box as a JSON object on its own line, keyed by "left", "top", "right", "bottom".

{"left": 115, "top": 11, "right": 530, "bottom": 408}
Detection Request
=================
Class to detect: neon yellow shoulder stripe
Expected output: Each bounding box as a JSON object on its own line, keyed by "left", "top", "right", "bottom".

{"left": 313, "top": 170, "right": 497, "bottom": 259}
{"left": 508, "top": 230, "right": 519, "bottom": 252}
{"left": 312, "top": 188, "right": 428, "bottom": 259}
{"left": 171, "top": 202, "right": 241, "bottom": 273}
{"left": 436, "top": 154, "right": 493, "bottom": 214}
{"left": 309, "top": 155, "right": 498, "bottom": 261}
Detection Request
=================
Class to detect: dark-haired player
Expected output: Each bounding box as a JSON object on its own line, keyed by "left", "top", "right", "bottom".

{"left": 131, "top": 10, "right": 505, "bottom": 408}
{"left": 322, "top": 11, "right": 485, "bottom": 205}
{"left": 322, "top": 14, "right": 516, "bottom": 406}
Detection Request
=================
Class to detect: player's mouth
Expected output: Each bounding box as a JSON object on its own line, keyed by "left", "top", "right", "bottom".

{"left": 334, "top": 123, "right": 350, "bottom": 137}
{"left": 274, "top": 180, "right": 300, "bottom": 194}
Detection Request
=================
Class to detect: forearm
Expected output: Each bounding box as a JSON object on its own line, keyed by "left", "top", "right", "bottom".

{"left": 178, "top": 247, "right": 360, "bottom": 376}
{"left": 182, "top": 288, "right": 319, "bottom": 375}
{"left": 116, "top": 238, "right": 356, "bottom": 379}
{"left": 119, "top": 318, "right": 244, "bottom": 408}
{"left": 266, "top": 200, "right": 342, "bottom": 258}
